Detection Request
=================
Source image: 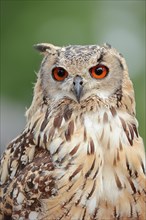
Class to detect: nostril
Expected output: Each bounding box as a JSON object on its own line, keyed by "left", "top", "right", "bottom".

{"left": 73, "top": 81, "right": 83, "bottom": 86}
{"left": 73, "top": 75, "right": 83, "bottom": 87}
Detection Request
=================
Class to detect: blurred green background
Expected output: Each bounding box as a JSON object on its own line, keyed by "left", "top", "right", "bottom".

{"left": 1, "top": 0, "right": 145, "bottom": 149}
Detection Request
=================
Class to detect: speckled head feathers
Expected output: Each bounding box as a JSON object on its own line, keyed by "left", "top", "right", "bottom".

{"left": 26, "top": 43, "right": 134, "bottom": 120}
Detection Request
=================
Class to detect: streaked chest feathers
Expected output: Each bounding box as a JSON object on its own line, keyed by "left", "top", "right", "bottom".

{"left": 25, "top": 102, "right": 145, "bottom": 219}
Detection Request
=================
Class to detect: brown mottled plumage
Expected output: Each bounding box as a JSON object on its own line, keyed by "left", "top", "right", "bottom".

{"left": 0, "top": 43, "right": 145, "bottom": 219}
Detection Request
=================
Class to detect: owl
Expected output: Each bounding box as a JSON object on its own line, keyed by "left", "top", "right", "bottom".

{"left": 0, "top": 43, "right": 145, "bottom": 220}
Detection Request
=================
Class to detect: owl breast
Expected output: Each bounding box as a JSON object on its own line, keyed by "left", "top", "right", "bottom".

{"left": 32, "top": 102, "right": 144, "bottom": 220}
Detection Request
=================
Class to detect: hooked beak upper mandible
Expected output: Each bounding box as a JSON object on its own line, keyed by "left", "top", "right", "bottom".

{"left": 73, "top": 75, "right": 83, "bottom": 102}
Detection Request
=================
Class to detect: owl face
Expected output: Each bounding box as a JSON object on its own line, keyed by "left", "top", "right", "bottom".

{"left": 36, "top": 44, "right": 126, "bottom": 104}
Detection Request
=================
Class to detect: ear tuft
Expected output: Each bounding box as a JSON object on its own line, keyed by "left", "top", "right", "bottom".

{"left": 33, "top": 43, "right": 60, "bottom": 54}
{"left": 104, "top": 43, "right": 112, "bottom": 49}
{"left": 33, "top": 43, "right": 51, "bottom": 52}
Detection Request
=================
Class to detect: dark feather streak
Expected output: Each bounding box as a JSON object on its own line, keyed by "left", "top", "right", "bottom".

{"left": 43, "top": 133, "right": 47, "bottom": 147}
{"left": 64, "top": 108, "right": 72, "bottom": 121}
{"left": 97, "top": 53, "right": 104, "bottom": 63}
{"left": 103, "top": 112, "right": 108, "bottom": 124}
{"left": 65, "top": 120, "right": 74, "bottom": 141}
{"left": 27, "top": 132, "right": 35, "bottom": 145}
{"left": 89, "top": 138, "right": 95, "bottom": 154}
{"left": 128, "top": 124, "right": 134, "bottom": 141}
{"left": 40, "top": 109, "right": 49, "bottom": 132}
{"left": 110, "top": 106, "right": 117, "bottom": 117}
{"left": 126, "top": 157, "right": 132, "bottom": 177}
{"left": 92, "top": 206, "right": 99, "bottom": 219}
{"left": 84, "top": 128, "right": 87, "bottom": 142}
{"left": 140, "top": 160, "right": 146, "bottom": 174}
{"left": 127, "top": 177, "right": 137, "bottom": 194}
{"left": 85, "top": 158, "right": 96, "bottom": 178}
{"left": 61, "top": 193, "right": 76, "bottom": 208}
{"left": 52, "top": 145, "right": 62, "bottom": 155}
{"left": 93, "top": 167, "right": 99, "bottom": 179}
{"left": 68, "top": 120, "right": 74, "bottom": 136}
{"left": 134, "top": 170, "right": 138, "bottom": 178}
{"left": 100, "top": 129, "right": 104, "bottom": 142}
{"left": 69, "top": 144, "right": 80, "bottom": 156}
{"left": 107, "top": 138, "right": 110, "bottom": 149}
{"left": 113, "top": 157, "right": 117, "bottom": 166}
{"left": 30, "top": 118, "right": 40, "bottom": 132}
{"left": 37, "top": 134, "right": 41, "bottom": 147}
{"left": 67, "top": 183, "right": 74, "bottom": 192}
{"left": 120, "top": 117, "right": 133, "bottom": 146}
{"left": 82, "top": 208, "right": 87, "bottom": 220}
{"left": 114, "top": 172, "right": 122, "bottom": 190}
{"left": 132, "top": 123, "right": 139, "bottom": 138}
{"left": 69, "top": 164, "right": 83, "bottom": 181}
{"left": 87, "top": 180, "right": 96, "bottom": 200}
{"left": 117, "top": 57, "right": 124, "bottom": 70}
{"left": 130, "top": 203, "right": 133, "bottom": 217}
{"left": 40, "top": 119, "right": 49, "bottom": 132}
{"left": 53, "top": 115, "right": 63, "bottom": 128}
{"left": 114, "top": 206, "right": 117, "bottom": 217}
{"left": 119, "top": 140, "right": 123, "bottom": 151}
{"left": 117, "top": 149, "right": 120, "bottom": 161}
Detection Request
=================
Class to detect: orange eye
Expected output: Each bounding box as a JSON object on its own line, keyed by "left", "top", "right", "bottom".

{"left": 89, "top": 64, "right": 109, "bottom": 79}
{"left": 52, "top": 67, "right": 68, "bottom": 81}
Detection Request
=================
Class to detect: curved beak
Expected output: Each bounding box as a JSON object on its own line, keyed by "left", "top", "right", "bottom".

{"left": 73, "top": 75, "right": 83, "bottom": 102}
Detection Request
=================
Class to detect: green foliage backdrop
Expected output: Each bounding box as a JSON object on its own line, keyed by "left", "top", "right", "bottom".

{"left": 1, "top": 1, "right": 145, "bottom": 146}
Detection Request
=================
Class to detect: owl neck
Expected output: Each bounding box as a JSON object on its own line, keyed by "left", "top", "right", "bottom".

{"left": 27, "top": 95, "right": 140, "bottom": 167}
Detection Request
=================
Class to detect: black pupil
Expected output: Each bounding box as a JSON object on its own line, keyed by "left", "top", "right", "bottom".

{"left": 58, "top": 68, "right": 65, "bottom": 77}
{"left": 95, "top": 67, "right": 103, "bottom": 75}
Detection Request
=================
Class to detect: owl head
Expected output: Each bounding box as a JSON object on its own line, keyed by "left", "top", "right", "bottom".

{"left": 26, "top": 43, "right": 135, "bottom": 119}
